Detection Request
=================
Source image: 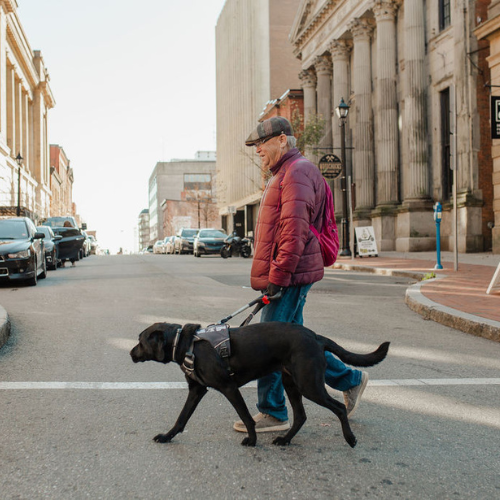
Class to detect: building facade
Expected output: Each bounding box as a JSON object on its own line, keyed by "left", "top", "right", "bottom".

{"left": 137, "top": 208, "right": 150, "bottom": 250}
{"left": 148, "top": 151, "right": 217, "bottom": 241}
{"left": 215, "top": 0, "right": 302, "bottom": 235}
{"left": 289, "top": 0, "right": 493, "bottom": 252}
{"left": 0, "top": 1, "right": 55, "bottom": 221}
{"left": 476, "top": 0, "right": 500, "bottom": 254}
{"left": 49, "top": 145, "right": 74, "bottom": 217}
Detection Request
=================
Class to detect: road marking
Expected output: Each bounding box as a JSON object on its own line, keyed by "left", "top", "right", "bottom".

{"left": 0, "top": 378, "right": 499, "bottom": 390}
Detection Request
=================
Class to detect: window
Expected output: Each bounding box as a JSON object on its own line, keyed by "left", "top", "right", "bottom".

{"left": 439, "top": 0, "right": 451, "bottom": 31}
{"left": 184, "top": 173, "right": 211, "bottom": 191}
{"left": 440, "top": 88, "right": 452, "bottom": 201}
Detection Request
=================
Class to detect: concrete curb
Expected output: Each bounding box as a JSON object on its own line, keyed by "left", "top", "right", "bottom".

{"left": 0, "top": 304, "right": 11, "bottom": 350}
{"left": 405, "top": 278, "right": 500, "bottom": 342}
{"left": 333, "top": 263, "right": 500, "bottom": 342}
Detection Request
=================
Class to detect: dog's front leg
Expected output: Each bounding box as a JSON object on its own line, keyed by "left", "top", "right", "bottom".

{"left": 219, "top": 385, "right": 257, "bottom": 447}
{"left": 153, "top": 381, "right": 208, "bottom": 443}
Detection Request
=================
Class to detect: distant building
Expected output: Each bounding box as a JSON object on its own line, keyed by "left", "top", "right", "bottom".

{"left": 50, "top": 145, "right": 74, "bottom": 217}
{"left": 148, "top": 151, "right": 218, "bottom": 241}
{"left": 215, "top": 0, "right": 302, "bottom": 236}
{"left": 138, "top": 208, "right": 150, "bottom": 250}
{"left": 0, "top": 3, "right": 55, "bottom": 221}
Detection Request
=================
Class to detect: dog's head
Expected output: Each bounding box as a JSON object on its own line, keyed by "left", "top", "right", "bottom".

{"left": 130, "top": 323, "right": 201, "bottom": 364}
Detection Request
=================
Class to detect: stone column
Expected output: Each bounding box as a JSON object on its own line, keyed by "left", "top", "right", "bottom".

{"left": 404, "top": 0, "right": 429, "bottom": 201}
{"left": 373, "top": 0, "right": 399, "bottom": 208}
{"left": 15, "top": 78, "right": 22, "bottom": 158}
{"left": 299, "top": 68, "right": 317, "bottom": 123}
{"left": 22, "top": 90, "right": 29, "bottom": 167}
{"left": 0, "top": 7, "right": 7, "bottom": 138}
{"left": 6, "top": 64, "right": 15, "bottom": 153}
{"left": 350, "top": 19, "right": 375, "bottom": 216}
{"left": 329, "top": 39, "right": 352, "bottom": 218}
{"left": 314, "top": 55, "right": 333, "bottom": 150}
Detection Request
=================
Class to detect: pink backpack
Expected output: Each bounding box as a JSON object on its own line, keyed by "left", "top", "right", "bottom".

{"left": 310, "top": 178, "right": 339, "bottom": 267}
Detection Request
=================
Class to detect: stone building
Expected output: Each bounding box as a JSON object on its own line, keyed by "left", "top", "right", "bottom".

{"left": 148, "top": 151, "right": 217, "bottom": 241}
{"left": 49, "top": 145, "right": 74, "bottom": 217}
{"left": 289, "top": 0, "right": 493, "bottom": 252}
{"left": 476, "top": 0, "right": 500, "bottom": 254}
{"left": 215, "top": 0, "right": 302, "bottom": 235}
{"left": 137, "top": 208, "right": 150, "bottom": 250}
{"left": 0, "top": 1, "right": 54, "bottom": 221}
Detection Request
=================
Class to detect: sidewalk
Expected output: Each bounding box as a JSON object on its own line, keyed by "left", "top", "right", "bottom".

{"left": 333, "top": 251, "right": 500, "bottom": 343}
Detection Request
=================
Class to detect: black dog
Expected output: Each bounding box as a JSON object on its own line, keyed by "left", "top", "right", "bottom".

{"left": 130, "top": 322, "right": 389, "bottom": 448}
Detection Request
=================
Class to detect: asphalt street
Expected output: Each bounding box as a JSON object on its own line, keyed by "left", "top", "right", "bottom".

{"left": 0, "top": 254, "right": 499, "bottom": 499}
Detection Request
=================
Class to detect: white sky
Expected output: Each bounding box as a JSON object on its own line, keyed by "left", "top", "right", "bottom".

{"left": 17, "top": 0, "right": 226, "bottom": 253}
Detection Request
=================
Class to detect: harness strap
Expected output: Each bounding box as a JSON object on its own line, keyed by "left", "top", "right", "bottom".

{"left": 180, "top": 337, "right": 205, "bottom": 385}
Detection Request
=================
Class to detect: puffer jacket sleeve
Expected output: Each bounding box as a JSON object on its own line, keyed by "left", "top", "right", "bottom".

{"left": 268, "top": 163, "right": 316, "bottom": 287}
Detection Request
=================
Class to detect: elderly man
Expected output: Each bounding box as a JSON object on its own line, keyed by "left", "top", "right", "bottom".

{"left": 233, "top": 116, "right": 368, "bottom": 433}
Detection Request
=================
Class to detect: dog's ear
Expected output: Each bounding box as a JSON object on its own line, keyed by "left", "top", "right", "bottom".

{"left": 181, "top": 324, "right": 202, "bottom": 337}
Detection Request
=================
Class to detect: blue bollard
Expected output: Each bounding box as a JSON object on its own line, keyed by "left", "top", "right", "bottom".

{"left": 434, "top": 202, "right": 443, "bottom": 270}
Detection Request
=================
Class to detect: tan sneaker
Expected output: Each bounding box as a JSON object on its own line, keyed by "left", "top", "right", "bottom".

{"left": 343, "top": 371, "right": 369, "bottom": 417}
{"left": 233, "top": 412, "right": 290, "bottom": 433}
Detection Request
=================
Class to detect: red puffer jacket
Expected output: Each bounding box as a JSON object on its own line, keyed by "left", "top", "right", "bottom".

{"left": 250, "top": 148, "right": 326, "bottom": 291}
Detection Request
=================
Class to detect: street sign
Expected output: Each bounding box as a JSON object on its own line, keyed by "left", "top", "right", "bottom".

{"left": 491, "top": 96, "right": 500, "bottom": 139}
{"left": 318, "top": 154, "right": 342, "bottom": 179}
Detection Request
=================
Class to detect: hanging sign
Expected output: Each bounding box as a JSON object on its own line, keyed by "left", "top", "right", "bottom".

{"left": 491, "top": 96, "right": 500, "bottom": 139}
{"left": 318, "top": 154, "right": 342, "bottom": 179}
{"left": 486, "top": 263, "right": 500, "bottom": 295}
{"left": 355, "top": 226, "right": 378, "bottom": 257}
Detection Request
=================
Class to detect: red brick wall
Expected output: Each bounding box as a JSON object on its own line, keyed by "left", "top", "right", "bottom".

{"left": 476, "top": 0, "right": 494, "bottom": 250}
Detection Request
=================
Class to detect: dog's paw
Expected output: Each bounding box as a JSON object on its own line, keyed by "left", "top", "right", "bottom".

{"left": 272, "top": 436, "right": 291, "bottom": 446}
{"left": 345, "top": 433, "right": 357, "bottom": 448}
{"left": 153, "top": 433, "right": 172, "bottom": 443}
{"left": 241, "top": 437, "right": 256, "bottom": 447}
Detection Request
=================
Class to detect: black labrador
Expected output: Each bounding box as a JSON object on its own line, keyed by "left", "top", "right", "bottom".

{"left": 130, "top": 322, "right": 389, "bottom": 448}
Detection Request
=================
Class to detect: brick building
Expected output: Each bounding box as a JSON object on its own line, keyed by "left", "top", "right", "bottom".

{"left": 49, "top": 145, "right": 74, "bottom": 217}
{"left": 476, "top": 0, "right": 500, "bottom": 254}
{"left": 148, "top": 151, "right": 218, "bottom": 242}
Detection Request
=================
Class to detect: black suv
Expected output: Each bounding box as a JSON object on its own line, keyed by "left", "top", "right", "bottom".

{"left": 0, "top": 217, "right": 46, "bottom": 286}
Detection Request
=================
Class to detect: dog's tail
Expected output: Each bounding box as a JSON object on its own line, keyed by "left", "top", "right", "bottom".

{"left": 319, "top": 336, "right": 390, "bottom": 367}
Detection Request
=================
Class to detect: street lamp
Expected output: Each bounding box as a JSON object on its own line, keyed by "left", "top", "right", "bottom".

{"left": 15, "top": 153, "right": 23, "bottom": 217}
{"left": 336, "top": 97, "right": 351, "bottom": 257}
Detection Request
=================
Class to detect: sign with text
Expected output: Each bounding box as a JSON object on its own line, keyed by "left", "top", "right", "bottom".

{"left": 318, "top": 154, "right": 342, "bottom": 179}
{"left": 491, "top": 96, "right": 500, "bottom": 139}
{"left": 355, "top": 226, "right": 378, "bottom": 257}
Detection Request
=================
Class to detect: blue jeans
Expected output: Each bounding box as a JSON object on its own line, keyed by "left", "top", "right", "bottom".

{"left": 257, "top": 284, "right": 362, "bottom": 421}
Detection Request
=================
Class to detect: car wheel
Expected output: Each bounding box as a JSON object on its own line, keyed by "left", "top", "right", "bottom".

{"left": 26, "top": 259, "right": 38, "bottom": 286}
{"left": 241, "top": 246, "right": 251, "bottom": 258}
{"left": 196, "top": 251, "right": 201, "bottom": 257}
{"left": 39, "top": 258, "right": 47, "bottom": 279}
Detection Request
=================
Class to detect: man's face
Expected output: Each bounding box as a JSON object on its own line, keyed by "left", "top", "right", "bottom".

{"left": 255, "top": 134, "right": 284, "bottom": 171}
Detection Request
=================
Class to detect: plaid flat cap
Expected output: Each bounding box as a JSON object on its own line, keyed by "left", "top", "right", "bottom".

{"left": 245, "top": 116, "right": 294, "bottom": 146}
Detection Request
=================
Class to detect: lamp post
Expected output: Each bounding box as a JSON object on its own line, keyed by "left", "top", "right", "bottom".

{"left": 15, "top": 153, "right": 23, "bottom": 217}
{"left": 336, "top": 97, "right": 351, "bottom": 256}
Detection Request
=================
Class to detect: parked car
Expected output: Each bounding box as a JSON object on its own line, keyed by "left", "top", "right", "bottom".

{"left": 88, "top": 235, "right": 98, "bottom": 255}
{"left": 40, "top": 216, "right": 85, "bottom": 265}
{"left": 0, "top": 217, "right": 46, "bottom": 286}
{"left": 37, "top": 225, "right": 61, "bottom": 270}
{"left": 164, "top": 236, "right": 175, "bottom": 254}
{"left": 81, "top": 231, "right": 92, "bottom": 257}
{"left": 153, "top": 240, "right": 164, "bottom": 254}
{"left": 193, "top": 229, "right": 227, "bottom": 257}
{"left": 174, "top": 228, "right": 198, "bottom": 254}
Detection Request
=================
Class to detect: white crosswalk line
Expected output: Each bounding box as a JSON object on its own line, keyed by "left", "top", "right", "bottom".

{"left": 0, "top": 378, "right": 499, "bottom": 390}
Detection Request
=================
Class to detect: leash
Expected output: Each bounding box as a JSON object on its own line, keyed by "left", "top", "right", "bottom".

{"left": 218, "top": 291, "right": 282, "bottom": 327}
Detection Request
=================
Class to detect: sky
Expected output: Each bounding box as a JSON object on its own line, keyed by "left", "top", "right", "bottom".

{"left": 18, "top": 0, "right": 226, "bottom": 253}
